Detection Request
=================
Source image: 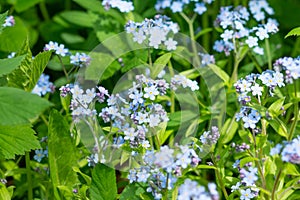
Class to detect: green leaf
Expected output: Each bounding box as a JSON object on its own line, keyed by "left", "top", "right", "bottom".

{"left": 220, "top": 118, "right": 238, "bottom": 144}
{"left": 0, "top": 55, "right": 25, "bottom": 77}
{"left": 90, "top": 164, "right": 117, "bottom": 200}
{"left": 8, "top": 43, "right": 52, "bottom": 91}
{"left": 73, "top": 0, "right": 102, "bottom": 12}
{"left": 0, "top": 11, "right": 8, "bottom": 34}
{"left": 59, "top": 11, "right": 93, "bottom": 27}
{"left": 0, "top": 87, "right": 52, "bottom": 126}
{"left": 0, "top": 185, "right": 11, "bottom": 200}
{"left": 196, "top": 164, "right": 217, "bottom": 170}
{"left": 285, "top": 27, "right": 300, "bottom": 38}
{"left": 151, "top": 53, "right": 172, "bottom": 78}
{"left": 269, "top": 117, "right": 288, "bottom": 139}
{"left": 207, "top": 64, "right": 230, "bottom": 85}
{"left": 15, "top": 0, "right": 42, "bottom": 12}
{"left": 268, "top": 98, "right": 285, "bottom": 117}
{"left": 0, "top": 124, "right": 41, "bottom": 159}
{"left": 0, "top": 17, "right": 27, "bottom": 52}
{"left": 240, "top": 157, "right": 258, "bottom": 168}
{"left": 120, "top": 184, "right": 146, "bottom": 200}
{"left": 48, "top": 110, "right": 79, "bottom": 199}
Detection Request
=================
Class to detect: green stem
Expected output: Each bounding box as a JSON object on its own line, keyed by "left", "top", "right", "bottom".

{"left": 212, "top": 156, "right": 229, "bottom": 200}
{"left": 247, "top": 52, "right": 262, "bottom": 73}
{"left": 230, "top": 56, "right": 240, "bottom": 83}
{"left": 265, "top": 38, "right": 272, "bottom": 70}
{"left": 25, "top": 152, "right": 33, "bottom": 200}
{"left": 180, "top": 13, "right": 200, "bottom": 67}
{"left": 271, "top": 168, "right": 282, "bottom": 200}
{"left": 288, "top": 82, "right": 299, "bottom": 141}
{"left": 39, "top": 1, "right": 50, "bottom": 21}
{"left": 168, "top": 61, "right": 175, "bottom": 113}
{"left": 57, "top": 55, "right": 69, "bottom": 81}
{"left": 201, "top": 12, "right": 210, "bottom": 52}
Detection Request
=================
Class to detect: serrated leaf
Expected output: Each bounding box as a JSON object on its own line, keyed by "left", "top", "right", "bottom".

{"left": 8, "top": 42, "right": 52, "bottom": 92}
{"left": 0, "top": 55, "right": 25, "bottom": 77}
{"left": 0, "top": 125, "right": 40, "bottom": 159}
{"left": 48, "top": 110, "right": 79, "bottom": 200}
{"left": 151, "top": 53, "right": 171, "bottom": 78}
{"left": 90, "top": 164, "right": 117, "bottom": 200}
{"left": 0, "top": 11, "right": 8, "bottom": 34}
{"left": 285, "top": 27, "right": 300, "bottom": 38}
{"left": 0, "top": 87, "right": 52, "bottom": 126}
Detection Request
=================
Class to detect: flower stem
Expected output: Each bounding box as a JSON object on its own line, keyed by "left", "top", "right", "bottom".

{"left": 230, "top": 56, "right": 240, "bottom": 83}
{"left": 271, "top": 168, "right": 282, "bottom": 200}
{"left": 57, "top": 55, "right": 69, "bottom": 81}
{"left": 265, "top": 38, "right": 272, "bottom": 70}
{"left": 25, "top": 152, "right": 33, "bottom": 200}
{"left": 288, "top": 82, "right": 299, "bottom": 141}
{"left": 212, "top": 156, "right": 229, "bottom": 200}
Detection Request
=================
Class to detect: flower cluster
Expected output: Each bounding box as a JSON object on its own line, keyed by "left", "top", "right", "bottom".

{"left": 70, "top": 52, "right": 91, "bottom": 67}
{"left": 155, "top": 0, "right": 214, "bottom": 15}
{"left": 231, "top": 162, "right": 260, "bottom": 200}
{"left": 178, "top": 179, "right": 219, "bottom": 200}
{"left": 214, "top": 0, "right": 278, "bottom": 56}
{"left": 44, "top": 41, "right": 69, "bottom": 57}
{"left": 200, "top": 126, "right": 220, "bottom": 145}
{"left": 128, "top": 145, "right": 200, "bottom": 199}
{"left": 273, "top": 56, "right": 300, "bottom": 83}
{"left": 44, "top": 41, "right": 91, "bottom": 67}
{"left": 171, "top": 74, "right": 199, "bottom": 91}
{"left": 125, "top": 15, "right": 179, "bottom": 50}
{"left": 236, "top": 107, "right": 261, "bottom": 129}
{"left": 270, "top": 137, "right": 300, "bottom": 164}
{"left": 3, "top": 16, "right": 15, "bottom": 27}
{"left": 199, "top": 53, "right": 216, "bottom": 67}
{"left": 102, "top": 0, "right": 134, "bottom": 13}
{"left": 32, "top": 73, "right": 55, "bottom": 96}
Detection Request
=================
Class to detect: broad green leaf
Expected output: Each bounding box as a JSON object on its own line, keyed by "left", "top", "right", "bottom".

{"left": 0, "top": 87, "right": 52, "bottom": 126}
{"left": 207, "top": 64, "right": 230, "bottom": 85}
{"left": 0, "top": 17, "right": 27, "bottom": 52}
{"left": 151, "top": 53, "right": 172, "bottom": 78}
{"left": 72, "top": 167, "right": 92, "bottom": 185}
{"left": 61, "top": 32, "right": 85, "bottom": 44}
{"left": 0, "top": 125, "right": 41, "bottom": 159}
{"left": 59, "top": 11, "right": 93, "bottom": 27}
{"left": 90, "top": 164, "right": 117, "bottom": 200}
{"left": 285, "top": 27, "right": 300, "bottom": 38}
{"left": 8, "top": 43, "right": 52, "bottom": 91}
{"left": 264, "top": 157, "right": 276, "bottom": 176}
{"left": 15, "top": 0, "right": 42, "bottom": 12}
{"left": 120, "top": 184, "right": 146, "bottom": 200}
{"left": 0, "top": 55, "right": 25, "bottom": 77}
{"left": 48, "top": 110, "right": 79, "bottom": 200}
{"left": 156, "top": 121, "right": 169, "bottom": 145}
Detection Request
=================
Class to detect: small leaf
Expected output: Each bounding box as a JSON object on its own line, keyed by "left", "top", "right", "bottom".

{"left": 151, "top": 53, "right": 172, "bottom": 78}
{"left": 196, "top": 164, "right": 217, "bottom": 170}
{"left": 0, "top": 87, "right": 52, "bottom": 126}
{"left": 0, "top": 55, "right": 25, "bottom": 77}
{"left": 59, "top": 11, "right": 93, "bottom": 27}
{"left": 239, "top": 157, "right": 258, "bottom": 168}
{"left": 0, "top": 125, "right": 41, "bottom": 159}
{"left": 90, "top": 164, "right": 117, "bottom": 200}
{"left": 285, "top": 27, "right": 300, "bottom": 38}
{"left": 269, "top": 117, "right": 288, "bottom": 139}
{"left": 220, "top": 118, "right": 238, "bottom": 144}
{"left": 15, "top": 0, "right": 42, "bottom": 12}
{"left": 268, "top": 98, "right": 285, "bottom": 117}
{"left": 120, "top": 184, "right": 145, "bottom": 200}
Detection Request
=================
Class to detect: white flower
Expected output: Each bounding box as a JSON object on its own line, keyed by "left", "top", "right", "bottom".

{"left": 251, "top": 83, "right": 263, "bottom": 96}
{"left": 135, "top": 112, "right": 149, "bottom": 124}
{"left": 253, "top": 46, "right": 264, "bottom": 55}
{"left": 170, "top": 1, "right": 183, "bottom": 12}
{"left": 55, "top": 44, "right": 69, "bottom": 57}
{"left": 124, "top": 127, "right": 137, "bottom": 141}
{"left": 45, "top": 41, "right": 58, "bottom": 51}
{"left": 149, "top": 114, "right": 160, "bottom": 127}
{"left": 144, "top": 86, "right": 159, "bottom": 100}
{"left": 133, "top": 30, "right": 146, "bottom": 44}
{"left": 245, "top": 36, "right": 258, "bottom": 48}
{"left": 141, "top": 140, "right": 150, "bottom": 148}
{"left": 194, "top": 3, "right": 207, "bottom": 15}
{"left": 221, "top": 30, "right": 234, "bottom": 41}
{"left": 255, "top": 27, "right": 269, "bottom": 40}
{"left": 164, "top": 38, "right": 177, "bottom": 51}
